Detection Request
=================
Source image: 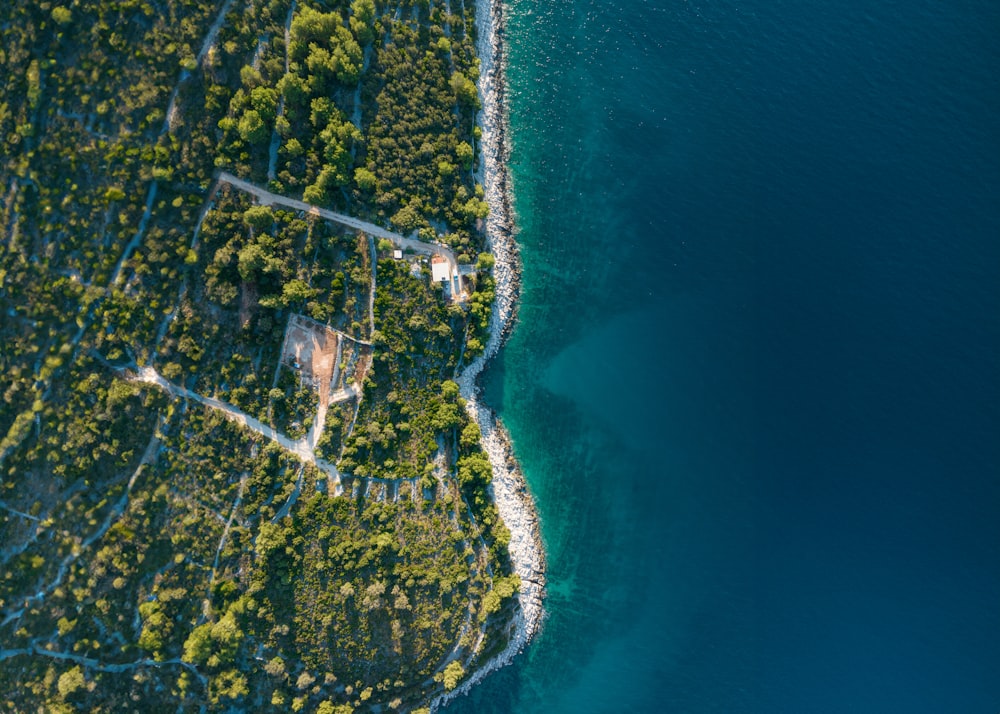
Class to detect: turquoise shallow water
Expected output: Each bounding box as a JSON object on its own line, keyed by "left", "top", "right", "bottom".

{"left": 452, "top": 0, "right": 1000, "bottom": 712}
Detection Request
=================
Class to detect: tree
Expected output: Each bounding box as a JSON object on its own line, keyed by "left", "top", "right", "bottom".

{"left": 476, "top": 252, "right": 495, "bottom": 271}
{"left": 438, "top": 160, "right": 455, "bottom": 177}
{"left": 237, "top": 109, "right": 268, "bottom": 145}
{"left": 181, "top": 623, "right": 213, "bottom": 664}
{"left": 495, "top": 574, "right": 521, "bottom": 598}
{"left": 354, "top": 167, "right": 376, "bottom": 191}
{"left": 303, "top": 28, "right": 363, "bottom": 89}
{"left": 391, "top": 202, "right": 424, "bottom": 232}
{"left": 456, "top": 141, "right": 474, "bottom": 169}
{"left": 240, "top": 65, "right": 263, "bottom": 88}
{"left": 352, "top": 0, "right": 375, "bottom": 26}
{"left": 250, "top": 86, "right": 279, "bottom": 122}
{"left": 460, "top": 421, "right": 481, "bottom": 450}
{"left": 457, "top": 453, "right": 491, "bottom": 486}
{"left": 57, "top": 667, "right": 85, "bottom": 699}
{"left": 318, "top": 115, "right": 361, "bottom": 184}
{"left": 450, "top": 72, "right": 479, "bottom": 109}
{"left": 350, "top": 0, "right": 376, "bottom": 45}
{"left": 237, "top": 242, "right": 268, "bottom": 281}
{"left": 51, "top": 7, "right": 72, "bottom": 25}
{"left": 441, "top": 661, "right": 464, "bottom": 691}
{"left": 211, "top": 670, "right": 248, "bottom": 701}
{"left": 480, "top": 590, "right": 501, "bottom": 619}
{"left": 441, "top": 380, "right": 460, "bottom": 400}
{"left": 265, "top": 656, "right": 286, "bottom": 677}
{"left": 310, "top": 97, "right": 337, "bottom": 128}
{"left": 304, "top": 166, "right": 343, "bottom": 205}
{"left": 209, "top": 609, "right": 244, "bottom": 663}
{"left": 104, "top": 187, "right": 126, "bottom": 203}
{"left": 329, "top": 27, "right": 363, "bottom": 84}
{"left": 278, "top": 72, "right": 309, "bottom": 108}
{"left": 462, "top": 197, "right": 489, "bottom": 221}
{"left": 243, "top": 206, "right": 274, "bottom": 231}
{"left": 319, "top": 703, "right": 354, "bottom": 714}
{"left": 138, "top": 601, "right": 168, "bottom": 654}
{"left": 280, "top": 278, "right": 319, "bottom": 306}
{"left": 182, "top": 609, "right": 245, "bottom": 669}
{"left": 290, "top": 7, "right": 341, "bottom": 50}
{"left": 433, "top": 400, "right": 462, "bottom": 431}
{"left": 255, "top": 521, "right": 288, "bottom": 560}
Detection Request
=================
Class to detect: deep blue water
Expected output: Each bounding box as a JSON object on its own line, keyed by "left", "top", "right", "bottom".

{"left": 454, "top": 0, "right": 1000, "bottom": 712}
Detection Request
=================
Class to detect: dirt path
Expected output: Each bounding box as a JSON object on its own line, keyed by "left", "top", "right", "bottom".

{"left": 132, "top": 367, "right": 343, "bottom": 495}
{"left": 0, "top": 500, "right": 39, "bottom": 522}
{"left": 1, "top": 643, "right": 208, "bottom": 690}
{"left": 200, "top": 471, "right": 247, "bottom": 620}
{"left": 267, "top": 0, "right": 296, "bottom": 181}
{"left": 217, "top": 172, "right": 460, "bottom": 284}
{"left": 1, "top": 419, "right": 163, "bottom": 631}
{"left": 114, "top": 0, "right": 238, "bottom": 284}
{"left": 110, "top": 183, "right": 158, "bottom": 287}
{"left": 367, "top": 234, "right": 377, "bottom": 335}
{"left": 271, "top": 465, "right": 304, "bottom": 522}
{"left": 196, "top": 0, "right": 237, "bottom": 65}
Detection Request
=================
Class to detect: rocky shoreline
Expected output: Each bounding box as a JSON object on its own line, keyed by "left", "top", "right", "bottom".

{"left": 436, "top": 0, "right": 547, "bottom": 707}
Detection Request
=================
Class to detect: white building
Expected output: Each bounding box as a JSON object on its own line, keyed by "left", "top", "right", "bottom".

{"left": 431, "top": 255, "right": 450, "bottom": 283}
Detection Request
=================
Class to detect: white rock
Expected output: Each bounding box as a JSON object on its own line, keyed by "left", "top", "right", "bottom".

{"left": 433, "top": 0, "right": 547, "bottom": 708}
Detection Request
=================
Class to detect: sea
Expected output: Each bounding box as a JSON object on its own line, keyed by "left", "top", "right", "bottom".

{"left": 449, "top": 0, "right": 1000, "bottom": 712}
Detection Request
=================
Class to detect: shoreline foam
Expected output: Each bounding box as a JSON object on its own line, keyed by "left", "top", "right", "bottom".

{"left": 433, "top": 0, "right": 547, "bottom": 707}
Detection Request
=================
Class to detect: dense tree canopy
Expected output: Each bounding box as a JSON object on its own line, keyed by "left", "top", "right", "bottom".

{"left": 0, "top": 0, "right": 512, "bottom": 711}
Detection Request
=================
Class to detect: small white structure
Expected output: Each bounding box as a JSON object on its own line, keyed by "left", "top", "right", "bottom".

{"left": 393, "top": 249, "right": 403, "bottom": 260}
{"left": 431, "top": 255, "right": 450, "bottom": 283}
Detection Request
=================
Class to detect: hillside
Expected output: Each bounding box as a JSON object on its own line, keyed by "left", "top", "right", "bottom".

{"left": 0, "top": 1, "right": 519, "bottom": 711}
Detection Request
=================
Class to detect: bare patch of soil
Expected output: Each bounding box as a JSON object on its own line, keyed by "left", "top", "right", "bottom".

{"left": 280, "top": 314, "right": 340, "bottom": 404}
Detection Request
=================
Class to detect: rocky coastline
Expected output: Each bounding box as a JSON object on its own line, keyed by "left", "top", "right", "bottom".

{"left": 436, "top": 0, "right": 547, "bottom": 707}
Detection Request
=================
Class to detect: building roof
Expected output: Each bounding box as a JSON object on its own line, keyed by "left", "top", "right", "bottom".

{"left": 431, "top": 255, "right": 450, "bottom": 282}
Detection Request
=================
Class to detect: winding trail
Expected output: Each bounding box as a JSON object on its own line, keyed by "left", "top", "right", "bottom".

{"left": 0, "top": 643, "right": 209, "bottom": 692}
{"left": 217, "top": 172, "right": 461, "bottom": 285}
{"left": 272, "top": 465, "right": 305, "bottom": 522}
{"left": 201, "top": 471, "right": 248, "bottom": 620}
{"left": 1, "top": 419, "right": 163, "bottom": 630}
{"left": 114, "top": 0, "right": 237, "bottom": 285}
{"left": 0, "top": 500, "right": 39, "bottom": 522}
{"left": 267, "top": 0, "right": 297, "bottom": 181}
{"left": 110, "top": 183, "right": 158, "bottom": 287}
{"left": 367, "top": 234, "right": 377, "bottom": 335}
{"left": 132, "top": 367, "right": 344, "bottom": 496}
{"left": 195, "top": 0, "right": 237, "bottom": 66}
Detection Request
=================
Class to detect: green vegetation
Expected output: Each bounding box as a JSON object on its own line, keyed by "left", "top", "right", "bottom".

{"left": 0, "top": 0, "right": 513, "bottom": 711}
